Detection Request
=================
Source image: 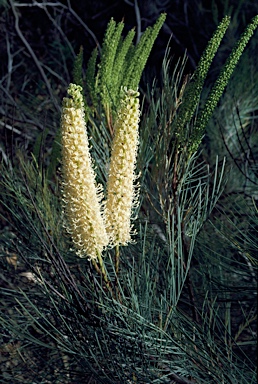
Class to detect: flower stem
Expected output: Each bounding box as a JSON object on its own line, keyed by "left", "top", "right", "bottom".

{"left": 95, "top": 251, "right": 111, "bottom": 290}
{"left": 115, "top": 245, "right": 120, "bottom": 275}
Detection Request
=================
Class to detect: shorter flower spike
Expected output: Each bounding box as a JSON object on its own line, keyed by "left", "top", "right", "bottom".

{"left": 192, "top": 15, "right": 258, "bottom": 153}
{"left": 105, "top": 88, "right": 140, "bottom": 246}
{"left": 61, "top": 83, "right": 109, "bottom": 259}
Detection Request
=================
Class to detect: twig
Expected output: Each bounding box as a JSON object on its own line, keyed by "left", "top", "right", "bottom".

{"left": 5, "top": 32, "right": 13, "bottom": 93}
{"left": 134, "top": 0, "right": 141, "bottom": 44}
{"left": 0, "top": 143, "right": 8, "bottom": 164}
{"left": 0, "top": 109, "right": 45, "bottom": 131}
{"left": 123, "top": 0, "right": 142, "bottom": 44}
{"left": 13, "top": 1, "right": 61, "bottom": 6}
{"left": 13, "top": 0, "right": 100, "bottom": 50}
{"left": 0, "top": 121, "right": 32, "bottom": 140}
{"left": 43, "top": 4, "right": 76, "bottom": 59}
{"left": 9, "top": 0, "right": 61, "bottom": 112}
{"left": 91, "top": 1, "right": 119, "bottom": 20}
{"left": 66, "top": 0, "right": 100, "bottom": 50}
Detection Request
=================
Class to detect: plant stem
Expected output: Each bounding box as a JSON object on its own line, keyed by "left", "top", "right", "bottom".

{"left": 115, "top": 245, "right": 120, "bottom": 275}
{"left": 91, "top": 252, "right": 111, "bottom": 291}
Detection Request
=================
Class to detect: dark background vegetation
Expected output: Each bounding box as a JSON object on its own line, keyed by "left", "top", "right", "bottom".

{"left": 0, "top": 0, "right": 258, "bottom": 154}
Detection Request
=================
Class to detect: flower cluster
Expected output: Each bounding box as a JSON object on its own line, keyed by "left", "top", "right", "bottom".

{"left": 61, "top": 84, "right": 108, "bottom": 259}
{"left": 104, "top": 89, "right": 140, "bottom": 245}
{"left": 61, "top": 85, "right": 140, "bottom": 259}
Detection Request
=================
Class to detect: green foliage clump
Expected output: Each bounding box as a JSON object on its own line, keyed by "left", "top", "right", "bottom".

{"left": 80, "top": 13, "right": 166, "bottom": 129}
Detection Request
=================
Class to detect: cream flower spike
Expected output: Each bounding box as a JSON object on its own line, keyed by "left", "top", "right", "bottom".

{"left": 105, "top": 88, "right": 140, "bottom": 246}
{"left": 61, "top": 83, "right": 109, "bottom": 259}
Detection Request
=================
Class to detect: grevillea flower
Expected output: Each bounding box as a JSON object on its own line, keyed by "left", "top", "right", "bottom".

{"left": 61, "top": 83, "right": 108, "bottom": 259}
{"left": 104, "top": 88, "right": 140, "bottom": 246}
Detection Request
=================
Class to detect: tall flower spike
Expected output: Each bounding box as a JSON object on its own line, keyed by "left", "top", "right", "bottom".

{"left": 192, "top": 15, "right": 258, "bottom": 153}
{"left": 105, "top": 88, "right": 140, "bottom": 246}
{"left": 61, "top": 83, "right": 109, "bottom": 259}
